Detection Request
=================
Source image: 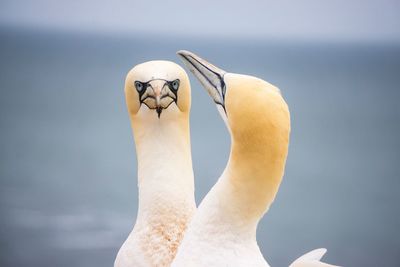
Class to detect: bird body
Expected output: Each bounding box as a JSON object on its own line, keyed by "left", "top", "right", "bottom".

{"left": 170, "top": 174, "right": 273, "bottom": 267}
{"left": 173, "top": 51, "right": 339, "bottom": 267}
{"left": 114, "top": 61, "right": 196, "bottom": 267}
{"left": 172, "top": 71, "right": 286, "bottom": 267}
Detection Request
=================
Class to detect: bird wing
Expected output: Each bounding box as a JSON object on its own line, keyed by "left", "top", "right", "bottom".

{"left": 289, "top": 248, "right": 341, "bottom": 267}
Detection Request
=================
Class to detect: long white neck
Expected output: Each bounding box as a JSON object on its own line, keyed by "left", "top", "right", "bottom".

{"left": 126, "top": 112, "right": 196, "bottom": 266}
{"left": 192, "top": 121, "right": 289, "bottom": 241}
{"left": 131, "top": 112, "right": 196, "bottom": 224}
{"left": 213, "top": 137, "right": 287, "bottom": 232}
{"left": 171, "top": 133, "right": 288, "bottom": 267}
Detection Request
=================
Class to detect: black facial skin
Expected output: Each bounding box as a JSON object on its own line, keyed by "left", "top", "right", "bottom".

{"left": 134, "top": 79, "right": 180, "bottom": 118}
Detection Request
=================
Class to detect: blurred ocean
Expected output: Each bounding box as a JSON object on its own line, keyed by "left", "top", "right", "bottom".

{"left": 0, "top": 27, "right": 399, "bottom": 267}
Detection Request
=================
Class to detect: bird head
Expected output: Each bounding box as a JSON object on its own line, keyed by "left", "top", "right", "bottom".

{"left": 125, "top": 60, "right": 191, "bottom": 120}
{"left": 177, "top": 50, "right": 290, "bottom": 152}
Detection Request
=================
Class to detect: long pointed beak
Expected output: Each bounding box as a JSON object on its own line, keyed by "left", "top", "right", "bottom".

{"left": 177, "top": 50, "right": 227, "bottom": 108}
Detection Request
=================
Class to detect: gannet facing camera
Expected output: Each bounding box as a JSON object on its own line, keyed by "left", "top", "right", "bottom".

{"left": 173, "top": 51, "right": 339, "bottom": 267}
{"left": 115, "top": 61, "right": 196, "bottom": 267}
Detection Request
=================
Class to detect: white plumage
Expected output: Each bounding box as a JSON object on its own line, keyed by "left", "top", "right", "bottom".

{"left": 114, "top": 61, "right": 196, "bottom": 267}
{"left": 172, "top": 50, "right": 340, "bottom": 267}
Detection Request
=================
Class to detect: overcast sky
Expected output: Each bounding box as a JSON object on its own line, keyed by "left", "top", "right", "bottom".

{"left": 0, "top": 0, "right": 399, "bottom": 42}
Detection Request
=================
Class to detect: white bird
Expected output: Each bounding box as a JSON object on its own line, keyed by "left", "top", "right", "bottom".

{"left": 172, "top": 50, "right": 340, "bottom": 267}
{"left": 114, "top": 61, "right": 196, "bottom": 267}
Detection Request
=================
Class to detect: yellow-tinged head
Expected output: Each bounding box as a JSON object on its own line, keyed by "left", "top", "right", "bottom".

{"left": 125, "top": 60, "right": 191, "bottom": 120}
{"left": 177, "top": 51, "right": 290, "bottom": 215}
{"left": 224, "top": 73, "right": 290, "bottom": 159}
{"left": 177, "top": 50, "right": 290, "bottom": 156}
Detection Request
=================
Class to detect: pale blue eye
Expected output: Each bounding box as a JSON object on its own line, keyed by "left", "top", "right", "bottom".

{"left": 135, "top": 81, "right": 144, "bottom": 91}
{"left": 171, "top": 79, "right": 179, "bottom": 90}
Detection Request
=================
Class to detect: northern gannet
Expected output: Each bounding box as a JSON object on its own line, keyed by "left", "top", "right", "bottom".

{"left": 114, "top": 61, "right": 196, "bottom": 267}
{"left": 172, "top": 51, "right": 339, "bottom": 267}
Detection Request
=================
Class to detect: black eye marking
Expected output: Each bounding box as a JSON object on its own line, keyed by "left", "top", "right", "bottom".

{"left": 134, "top": 81, "right": 143, "bottom": 91}
{"left": 170, "top": 79, "right": 180, "bottom": 90}
{"left": 167, "top": 79, "right": 180, "bottom": 104}
{"left": 134, "top": 81, "right": 149, "bottom": 100}
{"left": 134, "top": 79, "right": 180, "bottom": 118}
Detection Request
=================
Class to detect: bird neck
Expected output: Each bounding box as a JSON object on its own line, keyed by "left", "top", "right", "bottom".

{"left": 213, "top": 124, "right": 289, "bottom": 232}
{"left": 130, "top": 114, "right": 196, "bottom": 223}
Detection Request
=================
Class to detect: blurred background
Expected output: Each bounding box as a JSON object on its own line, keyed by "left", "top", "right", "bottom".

{"left": 0, "top": 0, "right": 399, "bottom": 266}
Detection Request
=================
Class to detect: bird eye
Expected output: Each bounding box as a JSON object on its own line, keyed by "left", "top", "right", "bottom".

{"left": 171, "top": 79, "right": 180, "bottom": 90}
{"left": 135, "top": 81, "right": 144, "bottom": 92}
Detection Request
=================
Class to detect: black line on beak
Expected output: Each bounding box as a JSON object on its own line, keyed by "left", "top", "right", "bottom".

{"left": 177, "top": 51, "right": 227, "bottom": 114}
{"left": 156, "top": 107, "right": 162, "bottom": 118}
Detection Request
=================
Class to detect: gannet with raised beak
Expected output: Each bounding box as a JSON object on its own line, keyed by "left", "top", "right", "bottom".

{"left": 114, "top": 61, "right": 196, "bottom": 267}
{"left": 172, "top": 51, "right": 339, "bottom": 267}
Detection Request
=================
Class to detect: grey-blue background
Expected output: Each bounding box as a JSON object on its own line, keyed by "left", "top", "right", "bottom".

{"left": 1, "top": 1, "right": 399, "bottom": 267}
